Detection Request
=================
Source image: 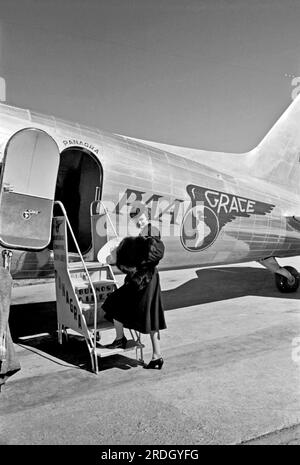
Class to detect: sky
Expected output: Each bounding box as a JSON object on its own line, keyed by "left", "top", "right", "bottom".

{"left": 0, "top": 0, "right": 300, "bottom": 152}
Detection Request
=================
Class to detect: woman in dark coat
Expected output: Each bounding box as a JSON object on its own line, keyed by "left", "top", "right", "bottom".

{"left": 103, "top": 207, "right": 166, "bottom": 369}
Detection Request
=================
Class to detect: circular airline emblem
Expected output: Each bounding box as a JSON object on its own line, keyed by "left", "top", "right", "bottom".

{"left": 22, "top": 209, "right": 40, "bottom": 220}
{"left": 180, "top": 204, "right": 219, "bottom": 252}
{"left": 22, "top": 210, "right": 31, "bottom": 220}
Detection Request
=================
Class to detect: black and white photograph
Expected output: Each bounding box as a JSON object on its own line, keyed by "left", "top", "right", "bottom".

{"left": 0, "top": 0, "right": 300, "bottom": 450}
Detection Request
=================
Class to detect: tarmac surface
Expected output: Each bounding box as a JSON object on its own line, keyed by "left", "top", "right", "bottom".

{"left": 1, "top": 258, "right": 300, "bottom": 445}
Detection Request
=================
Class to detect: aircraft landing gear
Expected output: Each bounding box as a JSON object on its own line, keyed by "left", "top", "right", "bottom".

{"left": 274, "top": 266, "right": 299, "bottom": 293}
{"left": 258, "top": 257, "right": 299, "bottom": 293}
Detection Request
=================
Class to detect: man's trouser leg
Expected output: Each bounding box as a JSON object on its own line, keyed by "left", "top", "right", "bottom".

{"left": 0, "top": 267, "right": 20, "bottom": 391}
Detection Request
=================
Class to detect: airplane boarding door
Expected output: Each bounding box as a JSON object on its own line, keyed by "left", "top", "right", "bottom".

{"left": 0, "top": 128, "right": 60, "bottom": 249}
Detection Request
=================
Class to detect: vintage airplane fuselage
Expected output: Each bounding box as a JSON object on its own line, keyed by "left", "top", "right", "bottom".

{"left": 1, "top": 102, "right": 300, "bottom": 279}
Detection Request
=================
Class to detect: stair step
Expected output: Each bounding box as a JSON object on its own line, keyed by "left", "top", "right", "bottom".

{"left": 95, "top": 339, "right": 144, "bottom": 358}
{"left": 80, "top": 302, "right": 109, "bottom": 327}
{"left": 67, "top": 261, "right": 105, "bottom": 271}
{"left": 75, "top": 284, "right": 115, "bottom": 304}
{"left": 87, "top": 320, "right": 113, "bottom": 331}
{"left": 80, "top": 302, "right": 102, "bottom": 310}
{"left": 73, "top": 279, "right": 115, "bottom": 289}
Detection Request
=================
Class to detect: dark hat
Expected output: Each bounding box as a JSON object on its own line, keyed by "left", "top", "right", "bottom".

{"left": 129, "top": 203, "right": 147, "bottom": 219}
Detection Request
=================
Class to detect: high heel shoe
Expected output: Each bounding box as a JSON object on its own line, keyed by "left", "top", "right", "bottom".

{"left": 106, "top": 335, "right": 127, "bottom": 349}
{"left": 145, "top": 357, "right": 164, "bottom": 369}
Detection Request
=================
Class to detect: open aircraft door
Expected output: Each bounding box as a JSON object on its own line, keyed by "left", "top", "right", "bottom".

{"left": 0, "top": 128, "right": 60, "bottom": 249}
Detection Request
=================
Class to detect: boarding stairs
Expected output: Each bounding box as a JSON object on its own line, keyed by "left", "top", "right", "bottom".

{"left": 52, "top": 201, "right": 144, "bottom": 374}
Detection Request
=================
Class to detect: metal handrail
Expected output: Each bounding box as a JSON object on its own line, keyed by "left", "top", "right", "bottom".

{"left": 54, "top": 201, "right": 98, "bottom": 360}
{"left": 90, "top": 200, "right": 119, "bottom": 239}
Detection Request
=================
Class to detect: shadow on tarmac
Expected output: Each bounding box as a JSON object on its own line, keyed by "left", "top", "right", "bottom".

{"left": 15, "top": 333, "right": 143, "bottom": 373}
{"left": 9, "top": 266, "right": 299, "bottom": 372}
{"left": 162, "top": 266, "right": 300, "bottom": 310}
